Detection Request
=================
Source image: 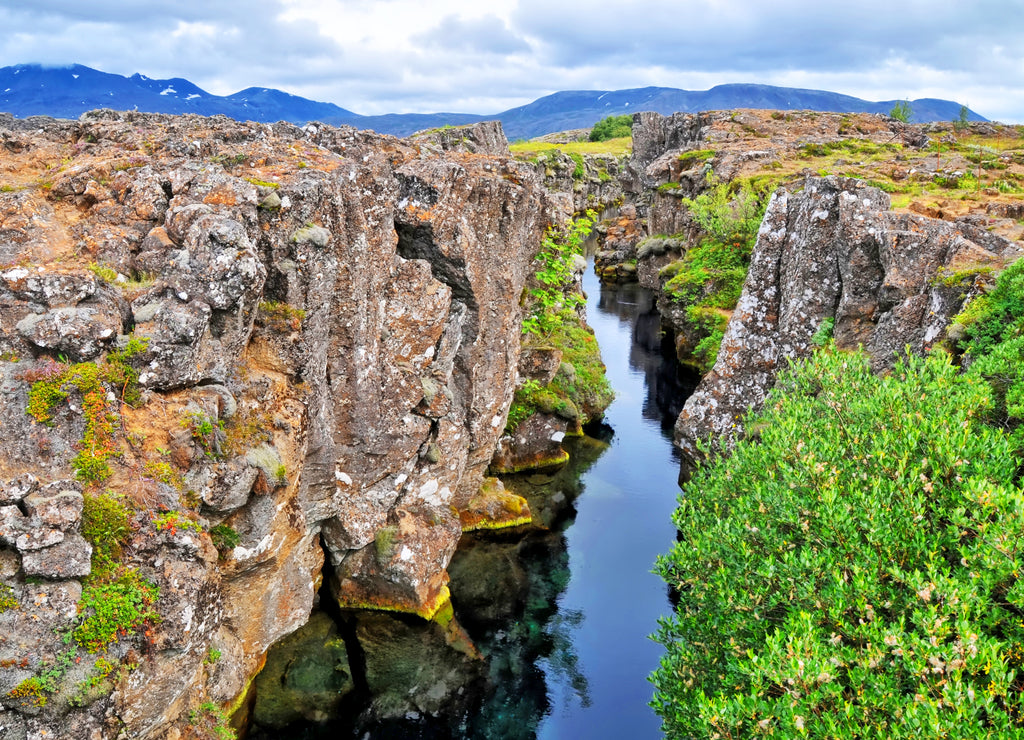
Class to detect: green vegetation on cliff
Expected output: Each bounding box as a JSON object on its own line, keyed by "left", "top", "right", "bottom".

{"left": 509, "top": 213, "right": 614, "bottom": 432}
{"left": 955, "top": 257, "right": 1024, "bottom": 452}
{"left": 661, "top": 179, "right": 769, "bottom": 371}
{"left": 653, "top": 261, "right": 1024, "bottom": 737}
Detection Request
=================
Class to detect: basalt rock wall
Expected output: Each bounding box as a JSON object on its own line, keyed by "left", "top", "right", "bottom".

{"left": 674, "top": 175, "right": 1024, "bottom": 463}
{"left": 0, "top": 112, "right": 548, "bottom": 737}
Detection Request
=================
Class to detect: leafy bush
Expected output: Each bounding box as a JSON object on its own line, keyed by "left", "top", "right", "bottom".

{"left": 589, "top": 114, "right": 633, "bottom": 142}
{"left": 209, "top": 524, "right": 240, "bottom": 557}
{"left": 683, "top": 177, "right": 767, "bottom": 247}
{"left": 24, "top": 336, "right": 149, "bottom": 483}
{"left": 72, "top": 570, "right": 159, "bottom": 653}
{"left": 652, "top": 348, "right": 1024, "bottom": 738}
{"left": 956, "top": 257, "right": 1024, "bottom": 447}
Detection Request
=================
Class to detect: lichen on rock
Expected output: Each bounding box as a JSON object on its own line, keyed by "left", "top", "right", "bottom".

{"left": 0, "top": 110, "right": 550, "bottom": 737}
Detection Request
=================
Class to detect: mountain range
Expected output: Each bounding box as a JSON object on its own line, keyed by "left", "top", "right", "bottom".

{"left": 0, "top": 63, "right": 986, "bottom": 140}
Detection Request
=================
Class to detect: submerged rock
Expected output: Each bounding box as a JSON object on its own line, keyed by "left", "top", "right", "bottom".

{"left": 251, "top": 611, "right": 353, "bottom": 729}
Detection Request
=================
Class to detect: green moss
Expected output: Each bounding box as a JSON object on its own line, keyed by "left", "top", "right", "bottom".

{"left": 245, "top": 177, "right": 280, "bottom": 189}
{"left": 488, "top": 448, "right": 570, "bottom": 475}
{"left": 81, "top": 490, "right": 132, "bottom": 576}
{"left": 931, "top": 264, "right": 995, "bottom": 287}
{"left": 374, "top": 525, "right": 398, "bottom": 562}
{"left": 0, "top": 583, "right": 17, "bottom": 612}
{"left": 88, "top": 262, "right": 119, "bottom": 283}
{"left": 676, "top": 149, "right": 716, "bottom": 169}
{"left": 336, "top": 585, "right": 452, "bottom": 621}
{"left": 143, "top": 460, "right": 181, "bottom": 487}
{"left": 568, "top": 152, "right": 586, "bottom": 181}
{"left": 257, "top": 300, "right": 305, "bottom": 331}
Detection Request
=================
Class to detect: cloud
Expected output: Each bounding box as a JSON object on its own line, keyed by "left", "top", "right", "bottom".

{"left": 0, "top": 0, "right": 1021, "bottom": 121}
{"left": 509, "top": 0, "right": 1023, "bottom": 75}
{"left": 0, "top": 0, "right": 345, "bottom": 95}
{"left": 412, "top": 14, "right": 531, "bottom": 55}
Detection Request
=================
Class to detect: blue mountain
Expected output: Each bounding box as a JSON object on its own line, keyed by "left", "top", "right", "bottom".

{"left": 0, "top": 64, "right": 986, "bottom": 141}
{"left": 0, "top": 63, "right": 355, "bottom": 123}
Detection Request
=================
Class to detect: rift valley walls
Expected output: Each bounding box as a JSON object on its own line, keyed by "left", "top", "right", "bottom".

{"left": 0, "top": 112, "right": 548, "bottom": 737}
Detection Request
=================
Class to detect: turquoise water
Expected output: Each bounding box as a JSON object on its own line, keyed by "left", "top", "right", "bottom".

{"left": 247, "top": 272, "right": 696, "bottom": 738}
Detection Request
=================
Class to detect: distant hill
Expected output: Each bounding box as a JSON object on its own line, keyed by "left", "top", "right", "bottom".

{"left": 0, "top": 64, "right": 986, "bottom": 140}
{"left": 495, "top": 85, "right": 985, "bottom": 139}
{"left": 0, "top": 63, "right": 356, "bottom": 123}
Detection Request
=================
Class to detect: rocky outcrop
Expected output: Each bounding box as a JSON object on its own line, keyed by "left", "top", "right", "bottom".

{"left": 523, "top": 149, "right": 626, "bottom": 214}
{"left": 593, "top": 204, "right": 643, "bottom": 283}
{"left": 674, "top": 175, "right": 1023, "bottom": 463}
{"left": 0, "top": 110, "right": 549, "bottom": 737}
{"left": 409, "top": 121, "right": 511, "bottom": 157}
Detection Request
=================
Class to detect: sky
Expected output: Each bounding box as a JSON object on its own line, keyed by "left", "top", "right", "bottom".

{"left": 0, "top": 0, "right": 1022, "bottom": 122}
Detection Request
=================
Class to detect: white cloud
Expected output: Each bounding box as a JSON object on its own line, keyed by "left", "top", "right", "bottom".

{"left": 0, "top": 0, "right": 1020, "bottom": 121}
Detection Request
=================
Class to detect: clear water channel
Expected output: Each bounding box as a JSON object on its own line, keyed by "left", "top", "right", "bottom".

{"left": 245, "top": 267, "right": 698, "bottom": 739}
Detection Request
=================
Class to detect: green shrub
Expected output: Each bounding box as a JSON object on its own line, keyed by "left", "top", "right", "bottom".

{"left": 522, "top": 212, "right": 594, "bottom": 338}
{"left": 589, "top": 114, "right": 633, "bottom": 142}
{"left": 955, "top": 258, "right": 1024, "bottom": 447}
{"left": 955, "top": 257, "right": 1024, "bottom": 359}
{"left": 652, "top": 348, "right": 1024, "bottom": 738}
{"left": 209, "top": 524, "right": 240, "bottom": 557}
{"left": 660, "top": 178, "right": 768, "bottom": 372}
{"left": 683, "top": 177, "right": 768, "bottom": 247}
{"left": 72, "top": 570, "right": 159, "bottom": 653}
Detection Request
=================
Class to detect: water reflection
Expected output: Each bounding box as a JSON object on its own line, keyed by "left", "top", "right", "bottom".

{"left": 596, "top": 281, "right": 699, "bottom": 437}
{"left": 246, "top": 276, "right": 695, "bottom": 739}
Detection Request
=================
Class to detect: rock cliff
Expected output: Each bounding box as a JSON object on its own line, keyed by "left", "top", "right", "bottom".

{"left": 0, "top": 111, "right": 548, "bottom": 737}
{"left": 674, "top": 175, "right": 1023, "bottom": 462}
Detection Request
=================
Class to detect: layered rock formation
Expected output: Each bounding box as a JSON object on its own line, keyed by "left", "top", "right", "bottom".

{"left": 674, "top": 175, "right": 1024, "bottom": 462}
{"left": 0, "top": 112, "right": 548, "bottom": 737}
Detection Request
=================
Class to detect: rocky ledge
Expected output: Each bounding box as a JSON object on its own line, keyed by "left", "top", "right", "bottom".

{"left": 0, "top": 111, "right": 548, "bottom": 737}
{"left": 675, "top": 175, "right": 1023, "bottom": 463}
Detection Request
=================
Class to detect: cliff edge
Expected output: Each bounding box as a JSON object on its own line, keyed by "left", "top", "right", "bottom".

{"left": 0, "top": 112, "right": 548, "bottom": 737}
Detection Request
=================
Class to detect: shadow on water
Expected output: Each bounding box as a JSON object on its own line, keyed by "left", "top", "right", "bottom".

{"left": 246, "top": 273, "right": 697, "bottom": 739}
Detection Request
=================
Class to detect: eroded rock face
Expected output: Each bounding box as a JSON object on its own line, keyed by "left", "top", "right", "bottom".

{"left": 0, "top": 111, "right": 548, "bottom": 737}
{"left": 674, "top": 175, "right": 1023, "bottom": 463}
